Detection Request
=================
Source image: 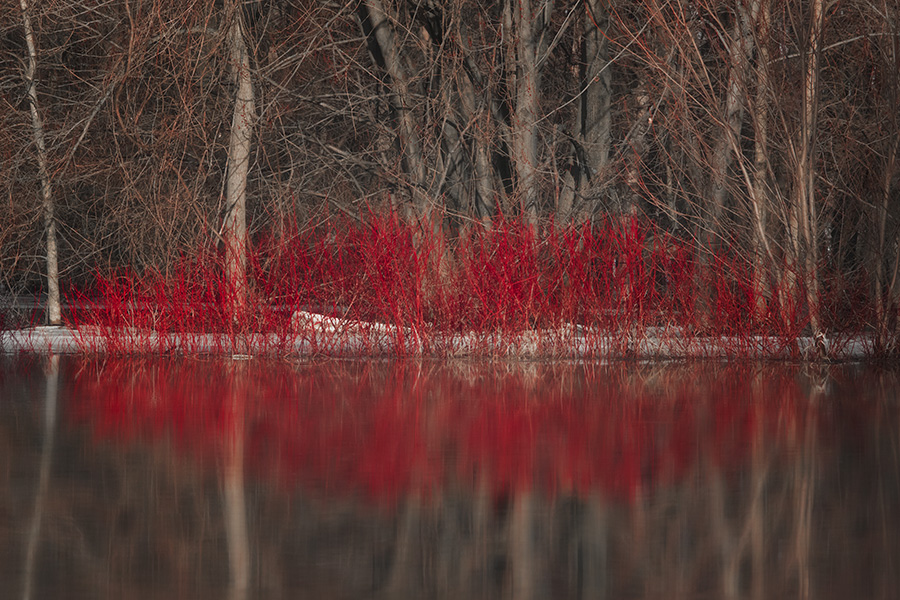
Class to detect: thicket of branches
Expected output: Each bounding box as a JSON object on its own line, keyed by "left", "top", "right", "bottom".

{"left": 1, "top": 0, "right": 898, "bottom": 335}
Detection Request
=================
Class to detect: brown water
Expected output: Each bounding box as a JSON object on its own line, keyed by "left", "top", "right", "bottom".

{"left": 1, "top": 356, "right": 898, "bottom": 600}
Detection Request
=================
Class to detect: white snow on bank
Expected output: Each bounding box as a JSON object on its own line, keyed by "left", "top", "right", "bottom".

{"left": 0, "top": 315, "right": 879, "bottom": 360}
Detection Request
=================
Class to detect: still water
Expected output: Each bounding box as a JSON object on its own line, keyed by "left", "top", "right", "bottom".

{"left": 1, "top": 356, "right": 898, "bottom": 599}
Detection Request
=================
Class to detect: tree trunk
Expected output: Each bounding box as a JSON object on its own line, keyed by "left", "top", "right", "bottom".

{"left": 19, "top": 0, "right": 61, "bottom": 326}
{"left": 886, "top": 1, "right": 900, "bottom": 339}
{"left": 620, "top": 79, "right": 655, "bottom": 218}
{"left": 359, "top": 0, "right": 430, "bottom": 217}
{"left": 706, "top": 4, "right": 754, "bottom": 255}
{"left": 876, "top": 138, "right": 898, "bottom": 339}
{"left": 458, "top": 20, "right": 511, "bottom": 224}
{"left": 507, "top": 0, "right": 544, "bottom": 227}
{"left": 875, "top": 6, "right": 899, "bottom": 340}
{"left": 224, "top": 0, "right": 256, "bottom": 318}
{"left": 750, "top": 0, "right": 772, "bottom": 320}
{"left": 577, "top": 0, "right": 612, "bottom": 221}
{"left": 457, "top": 24, "right": 495, "bottom": 224}
{"left": 795, "top": 0, "right": 825, "bottom": 340}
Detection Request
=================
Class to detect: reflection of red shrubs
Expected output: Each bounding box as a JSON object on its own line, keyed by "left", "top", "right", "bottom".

{"left": 67, "top": 360, "right": 831, "bottom": 504}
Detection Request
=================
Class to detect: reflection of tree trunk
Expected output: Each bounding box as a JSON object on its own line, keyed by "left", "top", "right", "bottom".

{"left": 793, "top": 413, "right": 816, "bottom": 600}
{"left": 706, "top": 391, "right": 772, "bottom": 600}
{"left": 462, "top": 478, "right": 492, "bottom": 596}
{"left": 19, "top": 0, "right": 61, "bottom": 326}
{"left": 508, "top": 491, "right": 537, "bottom": 600}
{"left": 709, "top": 466, "right": 738, "bottom": 600}
{"left": 628, "top": 487, "right": 647, "bottom": 579}
{"left": 223, "top": 363, "right": 250, "bottom": 599}
{"left": 730, "top": 386, "right": 771, "bottom": 600}
{"left": 580, "top": 494, "right": 608, "bottom": 600}
{"left": 384, "top": 498, "right": 421, "bottom": 597}
{"left": 750, "top": 402, "right": 767, "bottom": 600}
{"left": 224, "top": 0, "right": 256, "bottom": 318}
{"left": 22, "top": 355, "right": 58, "bottom": 600}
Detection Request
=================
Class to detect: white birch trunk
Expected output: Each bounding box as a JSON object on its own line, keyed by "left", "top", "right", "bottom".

{"left": 20, "top": 0, "right": 61, "bottom": 326}
{"left": 224, "top": 0, "right": 256, "bottom": 317}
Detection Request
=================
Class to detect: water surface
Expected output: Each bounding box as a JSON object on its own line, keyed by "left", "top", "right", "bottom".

{"left": 1, "top": 356, "right": 898, "bottom": 599}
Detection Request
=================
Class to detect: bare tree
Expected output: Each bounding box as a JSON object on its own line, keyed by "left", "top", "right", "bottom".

{"left": 456, "top": 17, "right": 496, "bottom": 224}
{"left": 18, "top": 0, "right": 60, "bottom": 325}
{"left": 224, "top": 0, "right": 257, "bottom": 315}
{"left": 578, "top": 0, "right": 612, "bottom": 220}
{"left": 750, "top": 0, "right": 773, "bottom": 319}
{"left": 706, "top": 2, "right": 755, "bottom": 254}
{"left": 874, "top": 0, "right": 900, "bottom": 340}
{"left": 561, "top": 0, "right": 613, "bottom": 224}
{"left": 357, "top": 0, "right": 429, "bottom": 217}
{"left": 793, "top": 0, "right": 826, "bottom": 341}
{"left": 505, "top": 0, "right": 550, "bottom": 227}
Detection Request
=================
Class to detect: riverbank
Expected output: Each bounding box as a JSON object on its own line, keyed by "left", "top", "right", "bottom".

{"left": 1, "top": 321, "right": 876, "bottom": 360}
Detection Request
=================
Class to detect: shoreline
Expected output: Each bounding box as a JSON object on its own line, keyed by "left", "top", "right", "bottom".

{"left": 1, "top": 322, "right": 877, "bottom": 361}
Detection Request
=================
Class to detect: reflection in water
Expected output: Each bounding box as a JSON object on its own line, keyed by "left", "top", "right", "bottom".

{"left": 0, "top": 357, "right": 898, "bottom": 599}
{"left": 21, "top": 355, "right": 58, "bottom": 600}
{"left": 223, "top": 361, "right": 250, "bottom": 600}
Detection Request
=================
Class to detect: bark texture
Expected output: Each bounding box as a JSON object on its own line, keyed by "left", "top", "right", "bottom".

{"left": 19, "top": 0, "right": 60, "bottom": 325}
{"left": 224, "top": 0, "right": 256, "bottom": 314}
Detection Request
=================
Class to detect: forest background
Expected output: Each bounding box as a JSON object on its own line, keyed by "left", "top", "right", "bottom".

{"left": 2, "top": 0, "right": 899, "bottom": 347}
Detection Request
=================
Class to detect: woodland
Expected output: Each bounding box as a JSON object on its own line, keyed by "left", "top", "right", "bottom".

{"left": 2, "top": 0, "right": 899, "bottom": 352}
